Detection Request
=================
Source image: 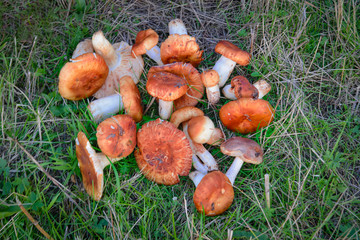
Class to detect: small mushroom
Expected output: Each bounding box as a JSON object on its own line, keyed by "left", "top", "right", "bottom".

{"left": 131, "top": 29, "right": 163, "bottom": 65}
{"left": 96, "top": 115, "right": 136, "bottom": 158}
{"left": 201, "top": 70, "right": 220, "bottom": 104}
{"left": 220, "top": 137, "right": 263, "bottom": 185}
{"left": 212, "top": 41, "right": 251, "bottom": 87}
{"left": 88, "top": 75, "right": 143, "bottom": 122}
{"left": 76, "top": 132, "right": 127, "bottom": 201}
{"left": 135, "top": 119, "right": 193, "bottom": 185}
{"left": 223, "top": 78, "right": 271, "bottom": 100}
{"left": 187, "top": 116, "right": 215, "bottom": 144}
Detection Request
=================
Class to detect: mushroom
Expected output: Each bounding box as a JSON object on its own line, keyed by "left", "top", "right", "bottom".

{"left": 131, "top": 29, "right": 163, "bottom": 65}
{"left": 76, "top": 131, "right": 131, "bottom": 201}
{"left": 220, "top": 137, "right": 263, "bottom": 185}
{"left": 201, "top": 70, "right": 220, "bottom": 104}
{"left": 204, "top": 128, "right": 225, "bottom": 146}
{"left": 160, "top": 19, "right": 203, "bottom": 67}
{"left": 212, "top": 40, "right": 251, "bottom": 88}
{"left": 58, "top": 52, "right": 109, "bottom": 100}
{"left": 223, "top": 78, "right": 271, "bottom": 100}
{"left": 147, "top": 62, "right": 204, "bottom": 110}
{"left": 219, "top": 98, "right": 275, "bottom": 134}
{"left": 146, "top": 71, "right": 187, "bottom": 119}
{"left": 88, "top": 75, "right": 143, "bottom": 122}
{"left": 135, "top": 118, "right": 192, "bottom": 185}
{"left": 187, "top": 116, "right": 215, "bottom": 144}
{"left": 92, "top": 30, "right": 144, "bottom": 97}
{"left": 71, "top": 39, "right": 94, "bottom": 59}
{"left": 96, "top": 115, "right": 137, "bottom": 158}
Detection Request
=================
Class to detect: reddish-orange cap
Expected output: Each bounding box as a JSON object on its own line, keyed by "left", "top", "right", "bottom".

{"left": 193, "top": 171, "right": 234, "bottom": 216}
{"left": 231, "top": 76, "right": 258, "bottom": 99}
{"left": 201, "top": 70, "right": 220, "bottom": 88}
{"left": 215, "top": 40, "right": 251, "bottom": 66}
{"left": 58, "top": 53, "right": 108, "bottom": 100}
{"left": 146, "top": 71, "right": 187, "bottom": 101}
{"left": 219, "top": 98, "right": 275, "bottom": 134}
{"left": 135, "top": 119, "right": 192, "bottom": 185}
{"left": 96, "top": 115, "right": 136, "bottom": 158}
{"left": 160, "top": 34, "right": 203, "bottom": 67}
{"left": 132, "top": 29, "right": 159, "bottom": 57}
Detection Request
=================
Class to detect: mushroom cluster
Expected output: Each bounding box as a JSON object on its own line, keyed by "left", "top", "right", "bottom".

{"left": 58, "top": 19, "right": 276, "bottom": 216}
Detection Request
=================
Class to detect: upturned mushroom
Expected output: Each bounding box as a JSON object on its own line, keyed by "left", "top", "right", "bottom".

{"left": 92, "top": 30, "right": 144, "bottom": 97}
{"left": 223, "top": 78, "right": 271, "bottom": 100}
{"left": 135, "top": 118, "right": 192, "bottom": 185}
{"left": 58, "top": 52, "right": 109, "bottom": 100}
{"left": 76, "top": 131, "right": 135, "bottom": 201}
{"left": 131, "top": 29, "right": 163, "bottom": 65}
{"left": 201, "top": 70, "right": 220, "bottom": 104}
{"left": 212, "top": 41, "right": 251, "bottom": 87}
{"left": 96, "top": 115, "right": 136, "bottom": 158}
{"left": 88, "top": 75, "right": 143, "bottom": 122}
{"left": 160, "top": 19, "right": 203, "bottom": 67}
{"left": 71, "top": 39, "right": 93, "bottom": 59}
{"left": 220, "top": 137, "right": 263, "bottom": 185}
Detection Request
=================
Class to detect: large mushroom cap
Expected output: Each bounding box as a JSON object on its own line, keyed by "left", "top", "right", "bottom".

{"left": 160, "top": 34, "right": 203, "bottom": 67}
{"left": 146, "top": 71, "right": 187, "bottom": 101}
{"left": 215, "top": 40, "right": 251, "bottom": 66}
{"left": 132, "top": 29, "right": 159, "bottom": 57}
{"left": 76, "top": 132, "right": 104, "bottom": 201}
{"left": 96, "top": 115, "right": 137, "bottom": 158}
{"left": 119, "top": 76, "right": 143, "bottom": 122}
{"left": 193, "top": 171, "right": 234, "bottom": 216}
{"left": 219, "top": 98, "right": 275, "bottom": 134}
{"left": 58, "top": 53, "right": 108, "bottom": 100}
{"left": 220, "top": 137, "right": 263, "bottom": 164}
{"left": 135, "top": 118, "right": 192, "bottom": 185}
{"left": 231, "top": 76, "right": 259, "bottom": 99}
{"left": 148, "top": 62, "right": 204, "bottom": 109}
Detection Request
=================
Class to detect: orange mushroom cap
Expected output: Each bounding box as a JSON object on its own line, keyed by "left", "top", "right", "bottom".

{"left": 58, "top": 53, "right": 108, "bottom": 100}
{"left": 135, "top": 119, "right": 192, "bottom": 185}
{"left": 193, "top": 171, "right": 234, "bottom": 216}
{"left": 201, "top": 70, "right": 220, "bottom": 88}
{"left": 215, "top": 40, "right": 251, "bottom": 66}
{"left": 219, "top": 98, "right": 275, "bottom": 134}
{"left": 96, "top": 115, "right": 137, "bottom": 158}
{"left": 160, "top": 34, "right": 203, "bottom": 67}
{"left": 170, "top": 106, "right": 204, "bottom": 128}
{"left": 132, "top": 29, "right": 159, "bottom": 57}
{"left": 231, "top": 76, "right": 259, "bottom": 99}
{"left": 119, "top": 76, "right": 143, "bottom": 122}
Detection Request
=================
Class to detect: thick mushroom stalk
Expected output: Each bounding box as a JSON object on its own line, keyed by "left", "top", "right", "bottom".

{"left": 169, "top": 19, "right": 188, "bottom": 35}
{"left": 92, "top": 31, "right": 119, "bottom": 68}
{"left": 221, "top": 137, "right": 263, "bottom": 185}
{"left": 158, "top": 100, "right": 174, "bottom": 120}
{"left": 213, "top": 56, "right": 237, "bottom": 87}
{"left": 201, "top": 70, "right": 220, "bottom": 104}
{"left": 222, "top": 79, "right": 271, "bottom": 100}
{"left": 189, "top": 171, "right": 206, "bottom": 186}
{"left": 88, "top": 94, "right": 124, "bottom": 122}
{"left": 145, "top": 46, "right": 163, "bottom": 65}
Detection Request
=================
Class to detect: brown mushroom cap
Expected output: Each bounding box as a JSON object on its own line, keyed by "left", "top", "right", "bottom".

{"left": 135, "top": 118, "right": 192, "bottom": 185}
{"left": 76, "top": 131, "right": 104, "bottom": 201}
{"left": 220, "top": 137, "right": 263, "bottom": 164}
{"left": 215, "top": 40, "right": 251, "bottom": 66}
{"left": 119, "top": 76, "right": 143, "bottom": 122}
{"left": 146, "top": 71, "right": 187, "bottom": 101}
{"left": 58, "top": 53, "right": 109, "bottom": 100}
{"left": 160, "top": 34, "right": 203, "bottom": 67}
{"left": 170, "top": 106, "right": 204, "bottom": 128}
{"left": 96, "top": 115, "right": 137, "bottom": 158}
{"left": 201, "top": 70, "right": 220, "bottom": 88}
{"left": 219, "top": 98, "right": 275, "bottom": 134}
{"left": 231, "top": 76, "right": 259, "bottom": 99}
{"left": 132, "top": 29, "right": 159, "bottom": 57}
{"left": 148, "top": 63, "right": 204, "bottom": 109}
{"left": 193, "top": 171, "right": 234, "bottom": 216}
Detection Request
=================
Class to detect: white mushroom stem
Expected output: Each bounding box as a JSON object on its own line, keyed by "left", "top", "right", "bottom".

{"left": 189, "top": 171, "right": 206, "bottom": 187}
{"left": 92, "top": 31, "right": 119, "bottom": 68}
{"left": 206, "top": 85, "right": 220, "bottom": 104}
{"left": 192, "top": 155, "right": 208, "bottom": 174}
{"left": 146, "top": 45, "right": 163, "bottom": 65}
{"left": 169, "top": 19, "right": 188, "bottom": 35}
{"left": 225, "top": 157, "right": 244, "bottom": 185}
{"left": 222, "top": 79, "right": 272, "bottom": 100}
{"left": 212, "top": 56, "right": 236, "bottom": 87}
{"left": 183, "top": 122, "right": 218, "bottom": 171}
{"left": 158, "top": 99, "right": 173, "bottom": 120}
{"left": 88, "top": 94, "right": 124, "bottom": 122}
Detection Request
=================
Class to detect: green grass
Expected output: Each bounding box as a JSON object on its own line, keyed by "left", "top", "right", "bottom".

{"left": 1, "top": 0, "right": 359, "bottom": 239}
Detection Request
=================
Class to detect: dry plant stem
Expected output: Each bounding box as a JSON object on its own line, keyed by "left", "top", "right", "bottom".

{"left": 158, "top": 99, "right": 173, "bottom": 120}
{"left": 183, "top": 122, "right": 218, "bottom": 171}
{"left": 222, "top": 79, "right": 271, "bottom": 100}
{"left": 92, "top": 31, "right": 119, "bottom": 68}
{"left": 212, "top": 56, "right": 236, "bottom": 87}
{"left": 88, "top": 94, "right": 124, "bottom": 122}
{"left": 225, "top": 157, "right": 244, "bottom": 185}
{"left": 169, "top": 19, "right": 188, "bottom": 35}
{"left": 189, "top": 171, "right": 206, "bottom": 187}
{"left": 16, "top": 197, "right": 54, "bottom": 240}
{"left": 145, "top": 45, "right": 163, "bottom": 65}
{"left": 265, "top": 173, "right": 270, "bottom": 208}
